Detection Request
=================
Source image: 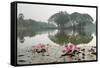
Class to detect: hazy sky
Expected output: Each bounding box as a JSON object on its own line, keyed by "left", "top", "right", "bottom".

{"left": 17, "top": 3, "right": 96, "bottom": 23}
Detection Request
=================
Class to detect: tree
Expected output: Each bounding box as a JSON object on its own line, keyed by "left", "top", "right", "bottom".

{"left": 18, "top": 13, "right": 24, "bottom": 26}
{"left": 70, "top": 12, "right": 93, "bottom": 28}
{"left": 18, "top": 13, "right": 24, "bottom": 21}
{"left": 48, "top": 11, "right": 70, "bottom": 28}
{"left": 82, "top": 14, "right": 93, "bottom": 22}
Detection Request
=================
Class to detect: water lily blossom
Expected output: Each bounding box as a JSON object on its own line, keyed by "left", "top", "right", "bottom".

{"left": 32, "top": 43, "right": 49, "bottom": 56}
{"left": 62, "top": 42, "right": 80, "bottom": 54}
{"left": 32, "top": 43, "right": 48, "bottom": 49}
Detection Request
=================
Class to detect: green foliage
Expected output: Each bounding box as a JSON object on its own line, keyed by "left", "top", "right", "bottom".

{"left": 17, "top": 13, "right": 56, "bottom": 29}
{"left": 48, "top": 11, "right": 94, "bottom": 28}
{"left": 18, "top": 12, "right": 95, "bottom": 30}
{"left": 48, "top": 11, "right": 70, "bottom": 27}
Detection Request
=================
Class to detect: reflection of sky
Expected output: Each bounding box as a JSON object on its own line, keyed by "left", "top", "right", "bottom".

{"left": 18, "top": 3, "right": 96, "bottom": 23}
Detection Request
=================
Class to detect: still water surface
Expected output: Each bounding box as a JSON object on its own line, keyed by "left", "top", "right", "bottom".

{"left": 17, "top": 28, "right": 96, "bottom": 64}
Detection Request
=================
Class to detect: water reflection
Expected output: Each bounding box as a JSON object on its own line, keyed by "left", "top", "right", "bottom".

{"left": 17, "top": 29, "right": 36, "bottom": 43}
{"left": 17, "top": 28, "right": 95, "bottom": 45}
{"left": 17, "top": 29, "right": 55, "bottom": 43}
{"left": 48, "top": 29, "right": 93, "bottom": 45}
{"left": 17, "top": 28, "right": 96, "bottom": 64}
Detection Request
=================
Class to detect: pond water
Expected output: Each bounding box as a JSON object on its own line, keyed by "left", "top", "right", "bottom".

{"left": 17, "top": 28, "right": 96, "bottom": 65}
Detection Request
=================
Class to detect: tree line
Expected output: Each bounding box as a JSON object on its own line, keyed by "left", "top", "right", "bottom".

{"left": 17, "top": 13, "right": 55, "bottom": 30}
{"left": 17, "top": 11, "right": 96, "bottom": 29}
{"left": 48, "top": 11, "right": 95, "bottom": 28}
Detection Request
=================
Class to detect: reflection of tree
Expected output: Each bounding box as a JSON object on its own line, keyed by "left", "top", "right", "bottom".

{"left": 17, "top": 29, "right": 36, "bottom": 43}
{"left": 48, "top": 29, "right": 93, "bottom": 45}
{"left": 49, "top": 30, "right": 69, "bottom": 45}
{"left": 17, "top": 29, "right": 55, "bottom": 43}
{"left": 18, "top": 30, "right": 25, "bottom": 43}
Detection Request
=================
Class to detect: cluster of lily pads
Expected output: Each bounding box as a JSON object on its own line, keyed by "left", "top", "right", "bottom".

{"left": 32, "top": 43, "right": 49, "bottom": 56}
{"left": 61, "top": 43, "right": 80, "bottom": 57}
{"left": 60, "top": 43, "right": 96, "bottom": 61}
{"left": 31, "top": 43, "right": 96, "bottom": 61}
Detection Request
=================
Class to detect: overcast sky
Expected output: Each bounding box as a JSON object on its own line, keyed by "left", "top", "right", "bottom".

{"left": 17, "top": 3, "right": 96, "bottom": 23}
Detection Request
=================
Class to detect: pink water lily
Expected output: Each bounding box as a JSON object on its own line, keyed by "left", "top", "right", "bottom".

{"left": 41, "top": 44, "right": 48, "bottom": 49}
{"left": 32, "top": 43, "right": 49, "bottom": 56}
{"left": 62, "top": 43, "right": 80, "bottom": 54}
{"left": 32, "top": 43, "right": 48, "bottom": 49}
{"left": 75, "top": 47, "right": 80, "bottom": 52}
{"left": 32, "top": 46, "right": 36, "bottom": 48}
{"left": 62, "top": 47, "right": 67, "bottom": 53}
